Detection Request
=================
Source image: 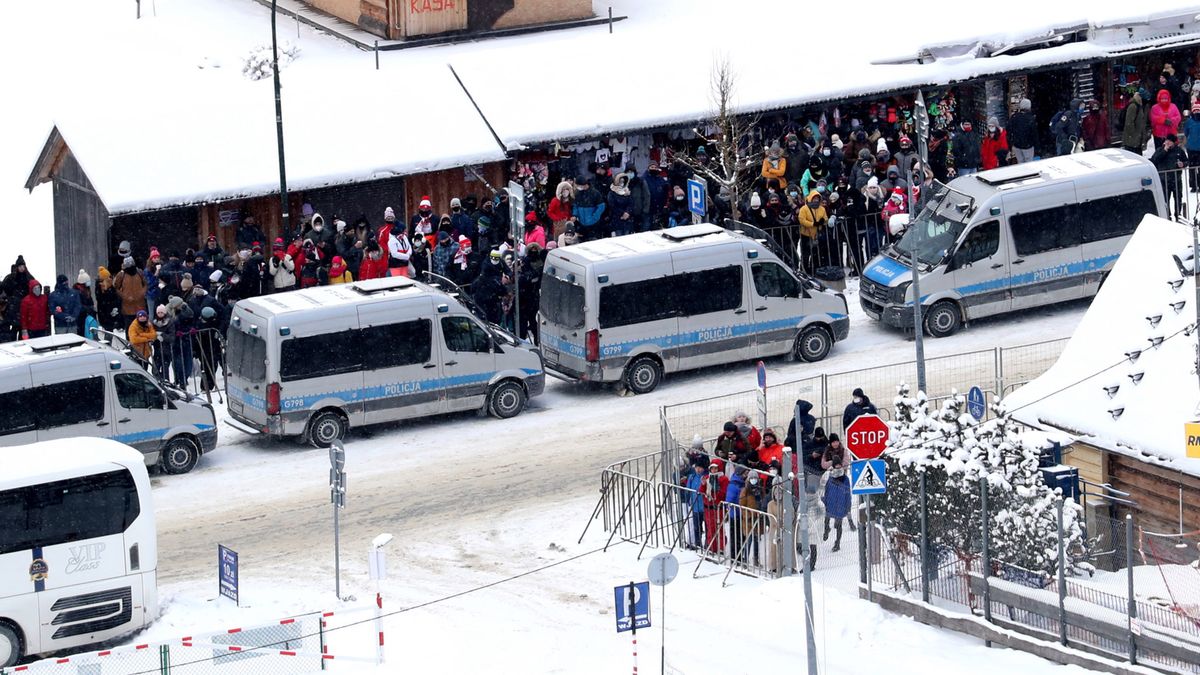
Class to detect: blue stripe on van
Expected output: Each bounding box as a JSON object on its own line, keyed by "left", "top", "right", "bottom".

{"left": 228, "top": 385, "right": 267, "bottom": 412}
{"left": 111, "top": 423, "right": 215, "bottom": 446}
{"left": 267, "top": 369, "right": 541, "bottom": 413}
{"left": 545, "top": 315, "right": 848, "bottom": 360}
{"left": 915, "top": 253, "right": 1121, "bottom": 303}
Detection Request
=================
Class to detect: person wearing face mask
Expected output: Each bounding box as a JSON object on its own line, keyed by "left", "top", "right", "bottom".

{"left": 571, "top": 175, "right": 607, "bottom": 235}
{"left": 547, "top": 182, "right": 575, "bottom": 238}
{"left": 893, "top": 135, "right": 918, "bottom": 178}
{"left": 19, "top": 279, "right": 49, "bottom": 339}
{"left": 1051, "top": 99, "right": 1084, "bottom": 156}
{"left": 799, "top": 156, "right": 829, "bottom": 199}
{"left": 842, "top": 387, "right": 878, "bottom": 431}
{"left": 761, "top": 140, "right": 788, "bottom": 189}
{"left": 951, "top": 120, "right": 982, "bottom": 175}
{"left": 667, "top": 185, "right": 690, "bottom": 227}
{"left": 200, "top": 235, "right": 224, "bottom": 268}
{"left": 783, "top": 132, "right": 809, "bottom": 185}
{"left": 700, "top": 461, "right": 729, "bottom": 553}
{"left": 607, "top": 173, "right": 636, "bottom": 237}
{"left": 682, "top": 461, "right": 707, "bottom": 550}
{"left": 410, "top": 196, "right": 436, "bottom": 243}
{"left": 642, "top": 162, "right": 669, "bottom": 228}
{"left": 472, "top": 250, "right": 508, "bottom": 324}
{"left": 738, "top": 471, "right": 767, "bottom": 566}
{"left": 820, "top": 434, "right": 851, "bottom": 552}
{"left": 305, "top": 213, "right": 336, "bottom": 250}
{"left": 358, "top": 239, "right": 388, "bottom": 281}
{"left": 1149, "top": 89, "right": 1182, "bottom": 151}
{"left": 1081, "top": 100, "right": 1108, "bottom": 152}
{"left": 981, "top": 117, "right": 1009, "bottom": 170}
{"left": 113, "top": 257, "right": 148, "bottom": 333}
{"left": 820, "top": 140, "right": 844, "bottom": 183}
{"left": 927, "top": 129, "right": 951, "bottom": 181}
{"left": 796, "top": 191, "right": 827, "bottom": 273}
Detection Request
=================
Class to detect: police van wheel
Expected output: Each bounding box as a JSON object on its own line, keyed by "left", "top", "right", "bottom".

{"left": 795, "top": 326, "right": 832, "bottom": 362}
{"left": 924, "top": 302, "right": 961, "bottom": 338}
{"left": 307, "top": 411, "right": 347, "bottom": 447}
{"left": 0, "top": 623, "right": 22, "bottom": 668}
{"left": 624, "top": 357, "right": 662, "bottom": 394}
{"left": 488, "top": 381, "right": 527, "bottom": 419}
{"left": 160, "top": 437, "right": 199, "bottom": 475}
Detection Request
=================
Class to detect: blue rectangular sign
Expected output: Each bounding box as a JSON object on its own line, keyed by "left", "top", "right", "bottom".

{"left": 686, "top": 179, "right": 706, "bottom": 217}
{"left": 850, "top": 459, "right": 887, "bottom": 495}
{"left": 614, "top": 582, "right": 651, "bottom": 633}
{"left": 218, "top": 545, "right": 239, "bottom": 605}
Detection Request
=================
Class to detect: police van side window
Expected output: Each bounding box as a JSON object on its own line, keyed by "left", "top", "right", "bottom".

{"left": 1080, "top": 191, "right": 1158, "bottom": 243}
{"left": 599, "top": 277, "right": 676, "bottom": 328}
{"left": 362, "top": 320, "right": 432, "bottom": 368}
{"left": 281, "top": 333, "right": 363, "bottom": 381}
{"left": 0, "top": 469, "right": 139, "bottom": 555}
{"left": 751, "top": 263, "right": 800, "bottom": 298}
{"left": 955, "top": 221, "right": 1001, "bottom": 266}
{"left": 0, "top": 390, "right": 35, "bottom": 435}
{"left": 115, "top": 373, "right": 166, "bottom": 410}
{"left": 679, "top": 266, "right": 742, "bottom": 314}
{"left": 1010, "top": 205, "right": 1082, "bottom": 256}
{"left": 441, "top": 317, "right": 491, "bottom": 353}
{"left": 37, "top": 378, "right": 106, "bottom": 428}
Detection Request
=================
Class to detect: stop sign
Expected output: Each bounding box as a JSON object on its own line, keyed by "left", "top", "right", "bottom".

{"left": 846, "top": 414, "right": 889, "bottom": 460}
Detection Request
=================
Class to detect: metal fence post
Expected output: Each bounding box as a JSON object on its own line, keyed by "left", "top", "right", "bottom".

{"left": 820, "top": 373, "right": 829, "bottom": 424}
{"left": 919, "top": 470, "right": 930, "bottom": 603}
{"left": 1125, "top": 513, "right": 1137, "bottom": 665}
{"left": 1057, "top": 498, "right": 1067, "bottom": 646}
{"left": 980, "top": 477, "right": 992, "bottom": 647}
{"left": 781, "top": 447, "right": 796, "bottom": 578}
{"left": 858, "top": 497, "right": 868, "bottom": 586}
{"left": 160, "top": 643, "right": 170, "bottom": 674}
{"left": 994, "top": 346, "right": 1004, "bottom": 403}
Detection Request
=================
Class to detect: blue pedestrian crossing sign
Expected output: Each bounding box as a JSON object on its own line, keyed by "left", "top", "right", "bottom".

{"left": 614, "top": 581, "right": 651, "bottom": 633}
{"left": 686, "top": 178, "right": 706, "bottom": 217}
{"left": 850, "top": 460, "right": 887, "bottom": 495}
{"left": 967, "top": 386, "right": 986, "bottom": 421}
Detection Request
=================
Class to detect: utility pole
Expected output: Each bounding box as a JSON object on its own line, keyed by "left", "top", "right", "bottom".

{"left": 271, "top": 0, "right": 291, "bottom": 242}
{"left": 910, "top": 89, "right": 930, "bottom": 392}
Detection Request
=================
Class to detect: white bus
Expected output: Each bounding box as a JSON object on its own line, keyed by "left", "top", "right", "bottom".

{"left": 0, "top": 438, "right": 158, "bottom": 666}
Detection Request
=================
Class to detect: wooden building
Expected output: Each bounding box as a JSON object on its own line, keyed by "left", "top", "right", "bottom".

{"left": 304, "top": 0, "right": 592, "bottom": 41}
{"left": 1007, "top": 216, "right": 1200, "bottom": 566}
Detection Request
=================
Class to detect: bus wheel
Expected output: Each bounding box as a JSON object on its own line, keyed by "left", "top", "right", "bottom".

{"left": 924, "top": 302, "right": 961, "bottom": 338}
{"left": 624, "top": 357, "right": 662, "bottom": 395}
{"left": 160, "top": 437, "right": 200, "bottom": 475}
{"left": 795, "top": 326, "right": 833, "bottom": 362}
{"left": 0, "top": 623, "right": 22, "bottom": 668}
{"left": 488, "top": 380, "right": 527, "bottom": 419}
{"left": 307, "top": 411, "right": 347, "bottom": 448}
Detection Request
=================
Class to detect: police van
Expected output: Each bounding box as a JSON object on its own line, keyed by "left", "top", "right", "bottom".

{"left": 223, "top": 276, "right": 545, "bottom": 446}
{"left": 860, "top": 149, "right": 1166, "bottom": 336}
{"left": 538, "top": 224, "right": 849, "bottom": 393}
{"left": 0, "top": 335, "right": 217, "bottom": 474}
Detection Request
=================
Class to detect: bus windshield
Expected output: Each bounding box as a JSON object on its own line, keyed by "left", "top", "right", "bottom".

{"left": 893, "top": 184, "right": 973, "bottom": 268}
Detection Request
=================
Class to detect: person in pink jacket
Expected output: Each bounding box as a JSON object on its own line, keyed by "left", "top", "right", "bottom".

{"left": 523, "top": 211, "right": 547, "bottom": 249}
{"left": 1150, "top": 88, "right": 1182, "bottom": 150}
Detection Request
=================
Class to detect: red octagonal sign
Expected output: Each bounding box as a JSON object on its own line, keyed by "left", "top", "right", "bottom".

{"left": 846, "top": 414, "right": 889, "bottom": 460}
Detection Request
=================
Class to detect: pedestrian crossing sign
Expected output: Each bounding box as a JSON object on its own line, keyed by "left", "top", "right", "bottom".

{"left": 850, "top": 459, "right": 887, "bottom": 495}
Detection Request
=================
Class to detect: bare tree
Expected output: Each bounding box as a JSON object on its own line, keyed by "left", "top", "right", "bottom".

{"left": 671, "top": 57, "right": 763, "bottom": 222}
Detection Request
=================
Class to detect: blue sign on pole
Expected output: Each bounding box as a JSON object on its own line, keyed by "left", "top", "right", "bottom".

{"left": 686, "top": 179, "right": 706, "bottom": 218}
{"left": 967, "top": 386, "right": 986, "bottom": 421}
{"left": 218, "top": 545, "right": 239, "bottom": 605}
{"left": 850, "top": 459, "right": 887, "bottom": 495}
{"left": 613, "top": 582, "right": 651, "bottom": 633}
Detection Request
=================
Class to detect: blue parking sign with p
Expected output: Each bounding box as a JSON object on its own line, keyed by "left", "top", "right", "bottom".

{"left": 614, "top": 581, "right": 651, "bottom": 633}
{"left": 687, "top": 179, "right": 706, "bottom": 217}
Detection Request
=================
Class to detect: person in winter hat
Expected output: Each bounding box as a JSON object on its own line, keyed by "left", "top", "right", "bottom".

{"left": 1184, "top": 103, "right": 1200, "bottom": 188}
{"left": 328, "top": 256, "right": 353, "bottom": 284}
{"left": 107, "top": 240, "right": 134, "bottom": 279}
{"left": 378, "top": 207, "right": 413, "bottom": 275}
{"left": 471, "top": 249, "right": 507, "bottom": 324}
{"left": 48, "top": 274, "right": 81, "bottom": 335}
{"left": 981, "top": 116, "right": 1009, "bottom": 170}
{"left": 1008, "top": 98, "right": 1038, "bottom": 162}
{"left": 761, "top": 140, "right": 788, "bottom": 189}
{"left": 1122, "top": 89, "right": 1152, "bottom": 155}
{"left": 429, "top": 231, "right": 459, "bottom": 279}
{"left": 1051, "top": 99, "right": 1085, "bottom": 156}
{"left": 268, "top": 237, "right": 297, "bottom": 292}
{"left": 450, "top": 235, "right": 477, "bottom": 286}
{"left": 127, "top": 310, "right": 156, "bottom": 360}
{"left": 571, "top": 175, "right": 606, "bottom": 233}
{"left": 1081, "top": 100, "right": 1108, "bottom": 152}
{"left": 1, "top": 255, "right": 33, "bottom": 303}
{"left": 546, "top": 182, "right": 574, "bottom": 239}
{"left": 95, "top": 267, "right": 121, "bottom": 332}
{"left": 1150, "top": 88, "right": 1182, "bottom": 150}
{"left": 1151, "top": 134, "right": 1188, "bottom": 219}
{"left": 410, "top": 196, "right": 436, "bottom": 241}
{"left": 821, "top": 434, "right": 852, "bottom": 552}
{"left": 19, "top": 279, "right": 49, "bottom": 339}
{"left": 700, "top": 461, "right": 729, "bottom": 553}
{"left": 236, "top": 215, "right": 266, "bottom": 252}
{"left": 680, "top": 461, "right": 707, "bottom": 549}
{"left": 113, "top": 256, "right": 147, "bottom": 332}
{"left": 951, "top": 120, "right": 982, "bottom": 174}
{"left": 450, "top": 196, "right": 477, "bottom": 244}
{"left": 796, "top": 191, "right": 827, "bottom": 271}
{"left": 74, "top": 269, "right": 94, "bottom": 310}
{"left": 607, "top": 174, "right": 636, "bottom": 236}
{"left": 842, "top": 388, "right": 878, "bottom": 431}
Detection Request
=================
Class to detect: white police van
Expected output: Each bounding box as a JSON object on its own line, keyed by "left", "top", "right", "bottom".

{"left": 860, "top": 149, "right": 1166, "bottom": 336}
{"left": 0, "top": 335, "right": 217, "bottom": 474}
{"left": 538, "top": 224, "right": 849, "bottom": 393}
{"left": 224, "top": 276, "right": 545, "bottom": 446}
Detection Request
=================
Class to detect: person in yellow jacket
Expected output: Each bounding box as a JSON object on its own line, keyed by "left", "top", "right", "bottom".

{"left": 761, "top": 140, "right": 788, "bottom": 189}
{"left": 328, "top": 256, "right": 354, "bottom": 285}
{"left": 796, "top": 191, "right": 827, "bottom": 272}
{"left": 127, "top": 310, "right": 157, "bottom": 361}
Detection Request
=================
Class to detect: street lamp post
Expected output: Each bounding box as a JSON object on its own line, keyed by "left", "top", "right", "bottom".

{"left": 271, "top": 0, "right": 291, "bottom": 242}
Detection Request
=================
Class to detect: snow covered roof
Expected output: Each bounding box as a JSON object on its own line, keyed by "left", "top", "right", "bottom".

{"left": 1007, "top": 215, "right": 1200, "bottom": 478}
{"left": 0, "top": 438, "right": 145, "bottom": 489}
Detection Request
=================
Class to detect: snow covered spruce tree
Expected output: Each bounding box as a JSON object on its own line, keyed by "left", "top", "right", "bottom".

{"left": 873, "top": 384, "right": 1086, "bottom": 575}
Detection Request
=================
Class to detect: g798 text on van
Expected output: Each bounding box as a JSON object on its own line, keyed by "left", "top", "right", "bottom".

{"left": 224, "top": 276, "right": 545, "bottom": 445}
{"left": 538, "top": 224, "right": 849, "bottom": 393}
{"left": 860, "top": 149, "right": 1166, "bottom": 337}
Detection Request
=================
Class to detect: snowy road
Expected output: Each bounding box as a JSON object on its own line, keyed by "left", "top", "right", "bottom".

{"left": 150, "top": 291, "right": 1088, "bottom": 585}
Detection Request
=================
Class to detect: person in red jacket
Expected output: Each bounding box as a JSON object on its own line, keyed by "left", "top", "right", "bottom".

{"left": 1081, "top": 100, "right": 1109, "bottom": 151}
{"left": 981, "top": 117, "right": 1009, "bottom": 170}
{"left": 757, "top": 428, "right": 785, "bottom": 468}
{"left": 19, "top": 279, "right": 49, "bottom": 338}
{"left": 547, "top": 181, "right": 574, "bottom": 239}
{"left": 700, "top": 461, "right": 729, "bottom": 554}
{"left": 357, "top": 240, "right": 389, "bottom": 280}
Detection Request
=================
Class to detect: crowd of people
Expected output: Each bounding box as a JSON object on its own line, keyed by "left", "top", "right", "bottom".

{"left": 676, "top": 390, "right": 881, "bottom": 573}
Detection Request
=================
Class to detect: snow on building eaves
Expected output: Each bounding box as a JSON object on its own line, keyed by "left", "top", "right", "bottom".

{"left": 1007, "top": 215, "right": 1200, "bottom": 478}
